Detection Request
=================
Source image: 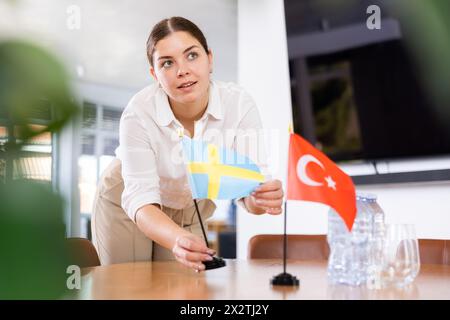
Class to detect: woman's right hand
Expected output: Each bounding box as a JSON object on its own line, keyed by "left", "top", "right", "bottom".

{"left": 172, "top": 233, "right": 216, "bottom": 272}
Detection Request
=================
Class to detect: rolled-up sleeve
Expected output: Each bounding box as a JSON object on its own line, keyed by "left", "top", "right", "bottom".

{"left": 118, "top": 109, "right": 161, "bottom": 222}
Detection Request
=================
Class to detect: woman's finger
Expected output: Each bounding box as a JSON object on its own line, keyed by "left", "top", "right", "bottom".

{"left": 254, "top": 180, "right": 281, "bottom": 193}
{"left": 173, "top": 247, "right": 208, "bottom": 269}
{"left": 174, "top": 255, "right": 205, "bottom": 271}
{"left": 266, "top": 207, "right": 282, "bottom": 215}
{"left": 254, "top": 198, "right": 283, "bottom": 208}
{"left": 184, "top": 251, "right": 214, "bottom": 263}
{"left": 252, "top": 189, "right": 283, "bottom": 200}
{"left": 176, "top": 236, "right": 215, "bottom": 255}
{"left": 172, "top": 244, "right": 212, "bottom": 261}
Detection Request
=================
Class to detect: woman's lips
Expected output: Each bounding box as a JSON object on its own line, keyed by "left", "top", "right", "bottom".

{"left": 177, "top": 81, "right": 197, "bottom": 91}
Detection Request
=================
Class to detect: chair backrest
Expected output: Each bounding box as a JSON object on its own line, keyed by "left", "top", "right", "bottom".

{"left": 66, "top": 237, "right": 101, "bottom": 268}
{"left": 418, "top": 239, "right": 450, "bottom": 265}
{"left": 248, "top": 236, "right": 450, "bottom": 265}
{"left": 248, "top": 234, "right": 329, "bottom": 260}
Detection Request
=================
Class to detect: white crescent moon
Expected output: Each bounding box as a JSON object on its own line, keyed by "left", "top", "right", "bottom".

{"left": 296, "top": 155, "right": 324, "bottom": 187}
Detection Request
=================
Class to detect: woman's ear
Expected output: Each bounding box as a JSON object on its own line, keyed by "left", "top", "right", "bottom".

{"left": 150, "top": 67, "right": 158, "bottom": 81}
{"left": 208, "top": 49, "right": 213, "bottom": 74}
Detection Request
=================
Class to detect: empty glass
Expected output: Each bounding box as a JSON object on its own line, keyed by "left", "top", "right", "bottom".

{"left": 379, "top": 224, "right": 420, "bottom": 288}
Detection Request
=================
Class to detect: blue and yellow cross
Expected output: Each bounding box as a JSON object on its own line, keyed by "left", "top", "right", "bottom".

{"left": 182, "top": 137, "right": 264, "bottom": 200}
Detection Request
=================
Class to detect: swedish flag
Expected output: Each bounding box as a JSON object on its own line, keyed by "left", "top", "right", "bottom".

{"left": 182, "top": 137, "right": 265, "bottom": 200}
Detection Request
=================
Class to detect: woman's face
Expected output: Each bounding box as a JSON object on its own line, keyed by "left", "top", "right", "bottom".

{"left": 150, "top": 31, "right": 213, "bottom": 105}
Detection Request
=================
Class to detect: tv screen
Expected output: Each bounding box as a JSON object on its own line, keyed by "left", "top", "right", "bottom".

{"left": 285, "top": 1, "right": 450, "bottom": 163}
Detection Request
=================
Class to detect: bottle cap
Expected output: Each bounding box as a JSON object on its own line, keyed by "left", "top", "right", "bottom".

{"left": 356, "top": 192, "right": 377, "bottom": 202}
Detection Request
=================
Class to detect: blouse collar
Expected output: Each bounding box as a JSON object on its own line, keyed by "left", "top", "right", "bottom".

{"left": 155, "top": 81, "right": 223, "bottom": 127}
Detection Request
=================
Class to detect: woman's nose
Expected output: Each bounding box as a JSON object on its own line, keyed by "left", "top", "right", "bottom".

{"left": 177, "top": 63, "right": 189, "bottom": 77}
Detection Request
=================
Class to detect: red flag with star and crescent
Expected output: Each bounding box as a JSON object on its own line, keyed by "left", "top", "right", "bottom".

{"left": 287, "top": 133, "right": 356, "bottom": 231}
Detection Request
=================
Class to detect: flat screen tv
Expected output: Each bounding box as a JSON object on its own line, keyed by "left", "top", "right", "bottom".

{"left": 290, "top": 40, "right": 450, "bottom": 162}
{"left": 285, "top": 5, "right": 450, "bottom": 163}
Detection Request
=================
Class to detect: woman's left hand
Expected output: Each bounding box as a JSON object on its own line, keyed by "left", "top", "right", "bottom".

{"left": 250, "top": 179, "right": 284, "bottom": 215}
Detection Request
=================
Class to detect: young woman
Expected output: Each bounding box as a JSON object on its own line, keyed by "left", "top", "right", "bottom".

{"left": 92, "top": 17, "right": 284, "bottom": 272}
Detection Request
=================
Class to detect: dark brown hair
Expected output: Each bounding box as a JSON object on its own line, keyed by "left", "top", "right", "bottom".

{"left": 146, "top": 17, "right": 209, "bottom": 67}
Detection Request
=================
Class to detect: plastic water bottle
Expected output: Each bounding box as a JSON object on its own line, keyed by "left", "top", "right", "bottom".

{"left": 327, "top": 193, "right": 374, "bottom": 286}
{"left": 366, "top": 194, "right": 385, "bottom": 289}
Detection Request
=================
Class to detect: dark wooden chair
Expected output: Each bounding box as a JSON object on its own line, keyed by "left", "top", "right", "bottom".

{"left": 248, "top": 235, "right": 450, "bottom": 266}
{"left": 66, "top": 237, "right": 101, "bottom": 268}
{"left": 248, "top": 234, "right": 329, "bottom": 260}
{"left": 418, "top": 239, "right": 450, "bottom": 265}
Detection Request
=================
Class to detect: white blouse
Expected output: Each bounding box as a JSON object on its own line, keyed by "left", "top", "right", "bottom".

{"left": 116, "top": 80, "right": 270, "bottom": 222}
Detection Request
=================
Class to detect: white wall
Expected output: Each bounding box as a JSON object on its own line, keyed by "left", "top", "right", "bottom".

{"left": 0, "top": 0, "right": 238, "bottom": 89}
{"left": 237, "top": 0, "right": 293, "bottom": 259}
{"left": 357, "top": 182, "right": 450, "bottom": 240}
{"left": 236, "top": 0, "right": 450, "bottom": 260}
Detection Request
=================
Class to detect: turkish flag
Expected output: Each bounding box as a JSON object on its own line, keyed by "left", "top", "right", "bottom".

{"left": 287, "top": 133, "right": 356, "bottom": 231}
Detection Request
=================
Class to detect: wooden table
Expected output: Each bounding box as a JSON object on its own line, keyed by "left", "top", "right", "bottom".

{"left": 76, "top": 260, "right": 450, "bottom": 300}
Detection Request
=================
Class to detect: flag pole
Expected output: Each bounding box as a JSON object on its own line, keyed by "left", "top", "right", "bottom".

{"left": 193, "top": 199, "right": 210, "bottom": 248}
{"left": 270, "top": 127, "right": 299, "bottom": 286}
{"left": 283, "top": 200, "right": 287, "bottom": 274}
{"left": 193, "top": 198, "right": 226, "bottom": 270}
{"left": 270, "top": 200, "right": 299, "bottom": 286}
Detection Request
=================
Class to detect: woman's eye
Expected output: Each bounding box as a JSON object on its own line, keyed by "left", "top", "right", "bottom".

{"left": 162, "top": 60, "right": 173, "bottom": 68}
{"left": 187, "top": 52, "right": 198, "bottom": 60}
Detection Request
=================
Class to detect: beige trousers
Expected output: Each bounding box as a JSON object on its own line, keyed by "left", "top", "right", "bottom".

{"left": 91, "top": 158, "right": 216, "bottom": 266}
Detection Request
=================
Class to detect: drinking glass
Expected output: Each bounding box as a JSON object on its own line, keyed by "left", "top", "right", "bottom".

{"left": 379, "top": 224, "right": 420, "bottom": 288}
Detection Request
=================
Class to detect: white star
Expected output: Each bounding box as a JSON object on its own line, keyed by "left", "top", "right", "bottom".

{"left": 325, "top": 176, "right": 336, "bottom": 190}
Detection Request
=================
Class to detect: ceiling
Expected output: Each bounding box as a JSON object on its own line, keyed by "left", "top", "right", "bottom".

{"left": 0, "top": 0, "right": 237, "bottom": 90}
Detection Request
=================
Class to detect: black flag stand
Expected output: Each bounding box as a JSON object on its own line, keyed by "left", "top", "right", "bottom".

{"left": 193, "top": 199, "right": 226, "bottom": 270}
{"left": 270, "top": 200, "right": 299, "bottom": 286}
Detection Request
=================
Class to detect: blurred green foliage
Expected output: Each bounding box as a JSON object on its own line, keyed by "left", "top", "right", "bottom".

{"left": 387, "top": 0, "right": 450, "bottom": 129}
{"left": 0, "top": 41, "right": 79, "bottom": 299}
{"left": 0, "top": 41, "right": 78, "bottom": 152}
{"left": 0, "top": 181, "right": 70, "bottom": 299}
